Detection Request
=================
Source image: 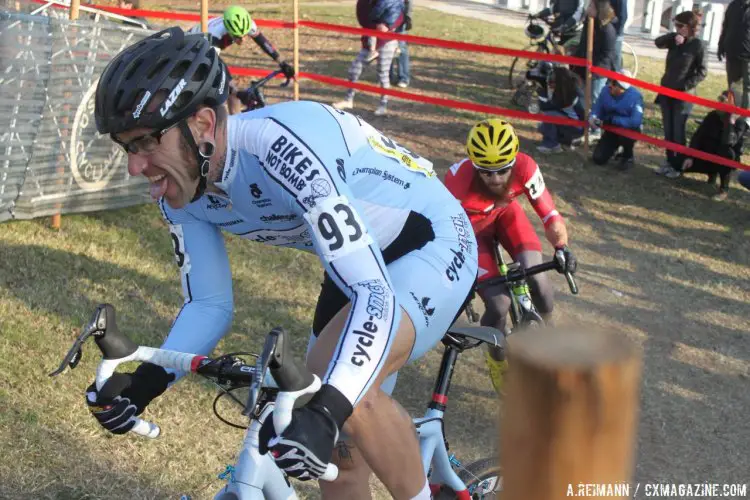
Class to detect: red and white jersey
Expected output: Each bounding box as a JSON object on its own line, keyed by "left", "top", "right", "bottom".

{"left": 443, "top": 153, "right": 561, "bottom": 232}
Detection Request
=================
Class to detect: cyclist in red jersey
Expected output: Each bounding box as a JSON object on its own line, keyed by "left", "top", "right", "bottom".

{"left": 444, "top": 119, "right": 577, "bottom": 392}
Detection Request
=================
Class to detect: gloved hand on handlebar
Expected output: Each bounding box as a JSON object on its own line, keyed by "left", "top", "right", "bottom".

{"left": 279, "top": 60, "right": 295, "bottom": 80}
{"left": 259, "top": 384, "right": 351, "bottom": 481}
{"left": 86, "top": 362, "right": 174, "bottom": 435}
{"left": 554, "top": 245, "right": 577, "bottom": 275}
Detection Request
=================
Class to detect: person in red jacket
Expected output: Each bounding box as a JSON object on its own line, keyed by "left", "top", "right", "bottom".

{"left": 444, "top": 119, "right": 577, "bottom": 392}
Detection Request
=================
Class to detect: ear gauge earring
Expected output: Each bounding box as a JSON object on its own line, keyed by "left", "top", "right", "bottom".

{"left": 197, "top": 141, "right": 215, "bottom": 177}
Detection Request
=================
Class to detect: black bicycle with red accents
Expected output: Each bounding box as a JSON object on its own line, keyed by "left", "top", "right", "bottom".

{"left": 51, "top": 304, "right": 504, "bottom": 499}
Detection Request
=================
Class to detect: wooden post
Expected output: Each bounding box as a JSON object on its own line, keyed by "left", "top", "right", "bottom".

{"left": 501, "top": 328, "right": 642, "bottom": 500}
{"left": 583, "top": 15, "right": 594, "bottom": 158}
{"left": 69, "top": 0, "right": 79, "bottom": 22}
{"left": 51, "top": 0, "right": 82, "bottom": 230}
{"left": 293, "top": 0, "right": 300, "bottom": 100}
{"left": 201, "top": 0, "right": 208, "bottom": 33}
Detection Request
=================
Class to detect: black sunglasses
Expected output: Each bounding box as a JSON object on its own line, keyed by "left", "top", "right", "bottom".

{"left": 111, "top": 123, "right": 177, "bottom": 154}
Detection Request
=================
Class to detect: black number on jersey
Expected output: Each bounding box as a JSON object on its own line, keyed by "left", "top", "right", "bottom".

{"left": 317, "top": 204, "right": 363, "bottom": 252}
{"left": 170, "top": 232, "right": 186, "bottom": 267}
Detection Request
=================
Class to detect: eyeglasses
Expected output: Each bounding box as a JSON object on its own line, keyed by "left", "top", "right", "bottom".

{"left": 674, "top": 22, "right": 686, "bottom": 28}
{"left": 111, "top": 123, "right": 177, "bottom": 154}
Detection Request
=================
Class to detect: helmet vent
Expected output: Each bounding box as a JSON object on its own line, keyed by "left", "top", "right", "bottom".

{"left": 147, "top": 58, "right": 170, "bottom": 80}
{"left": 170, "top": 60, "right": 192, "bottom": 79}
{"left": 193, "top": 63, "right": 210, "bottom": 82}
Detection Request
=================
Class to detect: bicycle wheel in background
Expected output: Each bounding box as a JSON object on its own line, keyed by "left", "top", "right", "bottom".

{"left": 508, "top": 45, "right": 548, "bottom": 108}
{"left": 621, "top": 41, "right": 639, "bottom": 78}
{"left": 435, "top": 457, "right": 502, "bottom": 500}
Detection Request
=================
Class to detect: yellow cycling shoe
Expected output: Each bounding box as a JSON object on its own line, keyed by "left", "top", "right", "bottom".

{"left": 485, "top": 350, "right": 509, "bottom": 395}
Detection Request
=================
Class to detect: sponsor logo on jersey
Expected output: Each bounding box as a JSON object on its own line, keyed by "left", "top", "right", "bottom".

{"left": 265, "top": 134, "right": 320, "bottom": 192}
{"left": 451, "top": 214, "right": 474, "bottom": 254}
{"left": 241, "top": 225, "right": 312, "bottom": 246}
{"left": 206, "top": 195, "right": 229, "bottom": 210}
{"left": 336, "top": 158, "right": 346, "bottom": 181}
{"left": 249, "top": 183, "right": 272, "bottom": 207}
{"left": 445, "top": 247, "right": 466, "bottom": 282}
{"left": 217, "top": 219, "right": 244, "bottom": 227}
{"left": 260, "top": 214, "right": 298, "bottom": 223}
{"left": 222, "top": 149, "right": 238, "bottom": 184}
{"left": 410, "top": 292, "right": 435, "bottom": 326}
{"left": 301, "top": 178, "right": 332, "bottom": 208}
{"left": 357, "top": 279, "right": 390, "bottom": 320}
{"left": 350, "top": 320, "right": 378, "bottom": 367}
{"left": 351, "top": 167, "right": 411, "bottom": 189}
{"left": 249, "top": 183, "right": 263, "bottom": 199}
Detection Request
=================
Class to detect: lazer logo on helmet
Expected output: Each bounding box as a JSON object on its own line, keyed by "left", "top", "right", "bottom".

{"left": 160, "top": 79, "right": 187, "bottom": 117}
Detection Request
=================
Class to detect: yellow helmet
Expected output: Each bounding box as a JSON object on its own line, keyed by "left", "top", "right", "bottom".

{"left": 466, "top": 119, "right": 519, "bottom": 170}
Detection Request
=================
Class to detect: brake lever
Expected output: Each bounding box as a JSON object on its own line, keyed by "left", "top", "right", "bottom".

{"left": 243, "top": 330, "right": 278, "bottom": 416}
{"left": 49, "top": 310, "right": 101, "bottom": 377}
{"left": 565, "top": 271, "right": 579, "bottom": 295}
{"left": 280, "top": 76, "right": 292, "bottom": 88}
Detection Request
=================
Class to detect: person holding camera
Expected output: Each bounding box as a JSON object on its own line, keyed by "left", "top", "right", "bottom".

{"left": 589, "top": 70, "right": 644, "bottom": 170}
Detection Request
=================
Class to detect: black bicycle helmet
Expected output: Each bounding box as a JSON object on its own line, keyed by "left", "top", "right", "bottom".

{"left": 95, "top": 26, "right": 230, "bottom": 135}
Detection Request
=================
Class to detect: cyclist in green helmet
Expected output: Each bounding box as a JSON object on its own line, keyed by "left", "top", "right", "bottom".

{"left": 189, "top": 5, "right": 295, "bottom": 114}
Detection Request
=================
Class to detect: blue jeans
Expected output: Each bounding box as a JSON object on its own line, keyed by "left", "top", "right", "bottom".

{"left": 591, "top": 77, "right": 607, "bottom": 109}
{"left": 390, "top": 27, "right": 410, "bottom": 84}
{"left": 538, "top": 111, "right": 584, "bottom": 147}
{"left": 738, "top": 170, "right": 750, "bottom": 191}
{"left": 615, "top": 35, "right": 624, "bottom": 71}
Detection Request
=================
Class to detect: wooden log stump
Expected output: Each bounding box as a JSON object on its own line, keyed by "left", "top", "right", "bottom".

{"left": 501, "top": 328, "right": 642, "bottom": 500}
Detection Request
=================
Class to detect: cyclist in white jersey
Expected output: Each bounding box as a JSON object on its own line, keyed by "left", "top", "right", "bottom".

{"left": 88, "top": 27, "right": 477, "bottom": 499}
{"left": 188, "top": 6, "right": 295, "bottom": 114}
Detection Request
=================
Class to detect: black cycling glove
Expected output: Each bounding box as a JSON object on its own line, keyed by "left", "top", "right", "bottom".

{"left": 279, "top": 60, "right": 295, "bottom": 79}
{"left": 259, "top": 384, "right": 352, "bottom": 481}
{"left": 86, "top": 362, "right": 174, "bottom": 435}
{"left": 554, "top": 245, "right": 577, "bottom": 274}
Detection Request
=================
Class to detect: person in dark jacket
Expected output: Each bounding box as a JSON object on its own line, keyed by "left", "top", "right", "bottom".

{"left": 534, "top": 0, "right": 585, "bottom": 47}
{"left": 333, "top": 0, "right": 405, "bottom": 116}
{"left": 676, "top": 91, "right": 748, "bottom": 200}
{"left": 537, "top": 67, "right": 586, "bottom": 153}
{"left": 589, "top": 70, "right": 644, "bottom": 170}
{"left": 718, "top": 0, "right": 750, "bottom": 110}
{"left": 573, "top": 1, "right": 618, "bottom": 111}
{"left": 654, "top": 11, "right": 707, "bottom": 177}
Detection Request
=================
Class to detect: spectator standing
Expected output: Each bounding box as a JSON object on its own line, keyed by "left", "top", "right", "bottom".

{"left": 589, "top": 70, "right": 644, "bottom": 170}
{"left": 390, "top": 0, "right": 412, "bottom": 88}
{"left": 677, "top": 91, "right": 748, "bottom": 200}
{"left": 608, "top": 0, "right": 628, "bottom": 70}
{"left": 573, "top": 1, "right": 617, "bottom": 117}
{"left": 654, "top": 11, "right": 707, "bottom": 177}
{"left": 534, "top": 0, "right": 585, "bottom": 48}
{"left": 537, "top": 67, "right": 586, "bottom": 153}
{"left": 718, "top": 0, "right": 750, "bottom": 110}
{"left": 333, "top": 0, "right": 406, "bottom": 116}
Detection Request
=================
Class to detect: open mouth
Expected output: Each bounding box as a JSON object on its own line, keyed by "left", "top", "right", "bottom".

{"left": 147, "top": 173, "right": 168, "bottom": 199}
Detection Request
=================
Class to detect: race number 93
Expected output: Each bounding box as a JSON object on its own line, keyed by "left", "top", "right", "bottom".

{"left": 304, "top": 196, "right": 374, "bottom": 261}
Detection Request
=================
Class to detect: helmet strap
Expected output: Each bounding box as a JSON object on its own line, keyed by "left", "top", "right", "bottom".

{"left": 178, "top": 120, "right": 215, "bottom": 203}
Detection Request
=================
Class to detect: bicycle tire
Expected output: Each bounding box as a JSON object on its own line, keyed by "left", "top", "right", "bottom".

{"left": 621, "top": 41, "right": 638, "bottom": 78}
{"left": 507, "top": 43, "right": 545, "bottom": 89}
{"left": 434, "top": 457, "right": 502, "bottom": 499}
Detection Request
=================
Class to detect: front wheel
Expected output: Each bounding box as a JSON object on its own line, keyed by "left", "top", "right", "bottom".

{"left": 435, "top": 458, "right": 502, "bottom": 499}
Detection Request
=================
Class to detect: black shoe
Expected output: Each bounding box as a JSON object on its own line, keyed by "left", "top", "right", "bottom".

{"left": 616, "top": 156, "right": 634, "bottom": 171}
{"left": 707, "top": 173, "right": 717, "bottom": 185}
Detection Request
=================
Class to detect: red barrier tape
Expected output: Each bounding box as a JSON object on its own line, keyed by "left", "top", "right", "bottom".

{"left": 299, "top": 20, "right": 586, "bottom": 66}
{"left": 27, "top": 0, "right": 750, "bottom": 171}
{"left": 602, "top": 125, "right": 749, "bottom": 171}
{"left": 591, "top": 66, "right": 750, "bottom": 120}
{"left": 230, "top": 66, "right": 749, "bottom": 171}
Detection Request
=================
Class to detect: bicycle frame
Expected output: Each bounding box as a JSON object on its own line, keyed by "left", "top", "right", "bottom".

{"left": 491, "top": 242, "right": 540, "bottom": 329}
{"left": 213, "top": 343, "right": 474, "bottom": 498}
